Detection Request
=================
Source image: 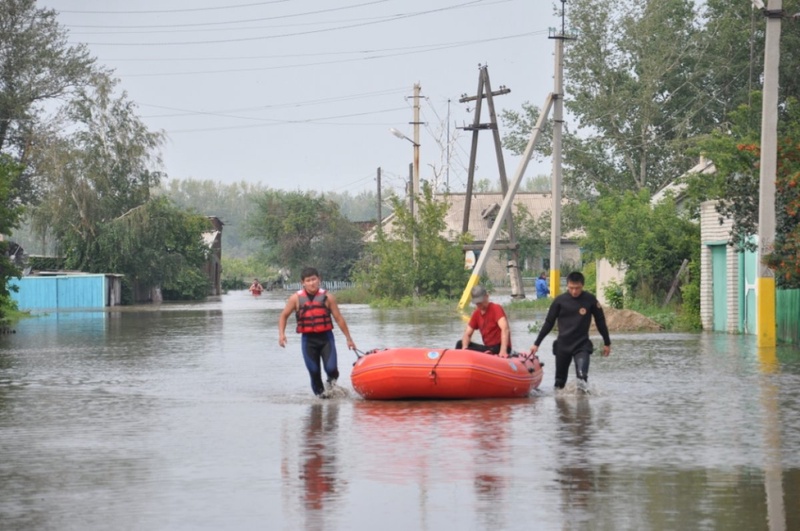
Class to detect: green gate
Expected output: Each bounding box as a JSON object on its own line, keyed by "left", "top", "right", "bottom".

{"left": 711, "top": 245, "right": 728, "bottom": 332}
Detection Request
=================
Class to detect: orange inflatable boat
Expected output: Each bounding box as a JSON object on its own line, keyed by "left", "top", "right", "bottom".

{"left": 351, "top": 347, "right": 543, "bottom": 400}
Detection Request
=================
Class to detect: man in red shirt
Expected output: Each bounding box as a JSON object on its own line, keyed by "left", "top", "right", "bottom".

{"left": 456, "top": 285, "right": 511, "bottom": 357}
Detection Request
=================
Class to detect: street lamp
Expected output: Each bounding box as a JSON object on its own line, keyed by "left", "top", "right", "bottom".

{"left": 389, "top": 127, "right": 420, "bottom": 199}
{"left": 389, "top": 126, "right": 421, "bottom": 268}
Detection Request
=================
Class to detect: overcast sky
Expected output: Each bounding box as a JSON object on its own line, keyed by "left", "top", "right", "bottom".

{"left": 40, "top": 0, "right": 562, "bottom": 195}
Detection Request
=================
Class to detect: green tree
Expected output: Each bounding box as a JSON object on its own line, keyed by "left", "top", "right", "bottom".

{"left": 566, "top": 0, "right": 706, "bottom": 193}
{"left": 356, "top": 184, "right": 469, "bottom": 300}
{"left": 29, "top": 73, "right": 164, "bottom": 267}
{"left": 0, "top": 155, "right": 25, "bottom": 319}
{"left": 247, "top": 189, "right": 363, "bottom": 279}
{"left": 690, "top": 97, "right": 800, "bottom": 288}
{"left": 0, "top": 0, "right": 96, "bottom": 200}
{"left": 513, "top": 203, "right": 549, "bottom": 271}
{"left": 91, "top": 197, "right": 212, "bottom": 301}
{"left": 579, "top": 189, "right": 700, "bottom": 300}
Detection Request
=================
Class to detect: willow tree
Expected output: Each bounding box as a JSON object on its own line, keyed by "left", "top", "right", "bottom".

{"left": 93, "top": 197, "right": 212, "bottom": 301}
{"left": 29, "top": 73, "right": 165, "bottom": 269}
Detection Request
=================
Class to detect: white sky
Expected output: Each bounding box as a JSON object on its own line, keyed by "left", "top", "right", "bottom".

{"left": 40, "top": 0, "right": 562, "bottom": 195}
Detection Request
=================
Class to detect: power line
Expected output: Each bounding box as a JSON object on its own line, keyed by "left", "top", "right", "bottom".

{"left": 117, "top": 32, "right": 539, "bottom": 77}
{"left": 61, "top": 0, "right": 391, "bottom": 29}
{"left": 140, "top": 87, "right": 408, "bottom": 118}
{"left": 56, "top": 0, "right": 298, "bottom": 15}
{"left": 73, "top": 0, "right": 493, "bottom": 46}
{"left": 167, "top": 106, "right": 409, "bottom": 133}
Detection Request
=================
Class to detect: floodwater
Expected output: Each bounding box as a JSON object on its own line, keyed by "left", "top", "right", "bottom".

{"left": 1, "top": 291, "right": 799, "bottom": 531}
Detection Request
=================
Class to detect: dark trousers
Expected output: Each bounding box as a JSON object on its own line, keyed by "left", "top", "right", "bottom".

{"left": 554, "top": 345, "right": 591, "bottom": 389}
{"left": 455, "top": 340, "right": 510, "bottom": 355}
{"left": 301, "top": 331, "right": 340, "bottom": 395}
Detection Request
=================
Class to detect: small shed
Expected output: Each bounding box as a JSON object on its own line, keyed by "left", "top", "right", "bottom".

{"left": 9, "top": 273, "right": 123, "bottom": 311}
{"left": 699, "top": 200, "right": 756, "bottom": 334}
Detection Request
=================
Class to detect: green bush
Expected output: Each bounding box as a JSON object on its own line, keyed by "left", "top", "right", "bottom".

{"left": 604, "top": 279, "right": 625, "bottom": 309}
{"left": 162, "top": 267, "right": 211, "bottom": 300}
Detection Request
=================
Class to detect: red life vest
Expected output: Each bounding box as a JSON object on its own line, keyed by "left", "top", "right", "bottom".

{"left": 295, "top": 289, "right": 334, "bottom": 334}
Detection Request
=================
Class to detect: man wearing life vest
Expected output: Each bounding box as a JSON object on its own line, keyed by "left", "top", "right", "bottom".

{"left": 278, "top": 267, "right": 356, "bottom": 398}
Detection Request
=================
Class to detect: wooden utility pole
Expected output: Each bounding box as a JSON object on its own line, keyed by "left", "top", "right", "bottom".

{"left": 458, "top": 65, "right": 525, "bottom": 298}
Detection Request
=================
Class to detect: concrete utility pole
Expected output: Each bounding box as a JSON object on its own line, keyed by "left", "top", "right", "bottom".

{"left": 412, "top": 83, "right": 421, "bottom": 198}
{"left": 376, "top": 167, "right": 382, "bottom": 234}
{"left": 548, "top": 0, "right": 574, "bottom": 297}
{"left": 756, "top": 0, "right": 781, "bottom": 347}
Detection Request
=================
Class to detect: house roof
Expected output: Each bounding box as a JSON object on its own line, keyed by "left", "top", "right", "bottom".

{"left": 366, "top": 192, "right": 560, "bottom": 242}
{"left": 651, "top": 157, "right": 716, "bottom": 205}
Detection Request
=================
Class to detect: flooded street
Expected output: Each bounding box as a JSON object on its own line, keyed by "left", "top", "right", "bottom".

{"left": 1, "top": 290, "right": 799, "bottom": 530}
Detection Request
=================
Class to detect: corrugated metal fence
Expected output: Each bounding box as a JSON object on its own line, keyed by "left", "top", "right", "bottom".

{"left": 777, "top": 289, "right": 800, "bottom": 344}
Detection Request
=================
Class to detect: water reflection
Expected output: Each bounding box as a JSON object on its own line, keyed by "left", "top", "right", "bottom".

{"left": 284, "top": 403, "right": 345, "bottom": 531}
{"left": 554, "top": 395, "right": 599, "bottom": 528}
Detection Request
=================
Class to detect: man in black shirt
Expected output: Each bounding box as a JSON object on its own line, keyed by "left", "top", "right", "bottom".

{"left": 529, "top": 271, "right": 611, "bottom": 389}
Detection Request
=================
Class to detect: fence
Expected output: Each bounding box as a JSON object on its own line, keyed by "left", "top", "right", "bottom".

{"left": 777, "top": 288, "right": 800, "bottom": 344}
{"left": 282, "top": 280, "right": 357, "bottom": 292}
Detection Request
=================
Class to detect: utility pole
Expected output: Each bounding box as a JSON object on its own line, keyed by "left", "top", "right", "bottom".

{"left": 457, "top": 94, "right": 555, "bottom": 311}
{"left": 409, "top": 162, "right": 416, "bottom": 262}
{"left": 376, "top": 167, "right": 382, "bottom": 235}
{"left": 412, "top": 83, "right": 421, "bottom": 198}
{"left": 756, "top": 0, "right": 781, "bottom": 347}
{"left": 446, "top": 98, "right": 451, "bottom": 193}
{"left": 548, "top": 0, "right": 575, "bottom": 297}
{"left": 458, "top": 65, "right": 525, "bottom": 298}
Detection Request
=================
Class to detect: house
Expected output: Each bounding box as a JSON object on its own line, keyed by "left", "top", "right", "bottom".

{"left": 367, "top": 192, "right": 581, "bottom": 286}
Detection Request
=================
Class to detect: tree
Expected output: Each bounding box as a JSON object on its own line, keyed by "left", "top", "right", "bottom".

{"left": 512, "top": 203, "right": 550, "bottom": 272}
{"left": 90, "top": 197, "right": 212, "bottom": 301}
{"left": 247, "top": 189, "right": 363, "bottom": 279}
{"left": 356, "top": 184, "right": 469, "bottom": 300}
{"left": 0, "top": 155, "right": 25, "bottom": 319}
{"left": 29, "top": 73, "right": 165, "bottom": 268}
{"left": 503, "top": 1, "right": 717, "bottom": 199}
{"left": 0, "top": 0, "right": 96, "bottom": 201}
{"left": 579, "top": 189, "right": 699, "bottom": 300}
{"left": 690, "top": 96, "right": 800, "bottom": 288}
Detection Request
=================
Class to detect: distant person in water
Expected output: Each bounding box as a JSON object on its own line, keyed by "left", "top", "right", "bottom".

{"left": 529, "top": 271, "right": 611, "bottom": 389}
{"left": 249, "top": 278, "right": 264, "bottom": 294}
{"left": 535, "top": 272, "right": 550, "bottom": 299}
{"left": 278, "top": 267, "right": 356, "bottom": 398}
{"left": 456, "top": 285, "right": 511, "bottom": 357}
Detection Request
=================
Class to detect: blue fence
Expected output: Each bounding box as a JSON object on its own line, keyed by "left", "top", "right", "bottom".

{"left": 10, "top": 274, "right": 109, "bottom": 310}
